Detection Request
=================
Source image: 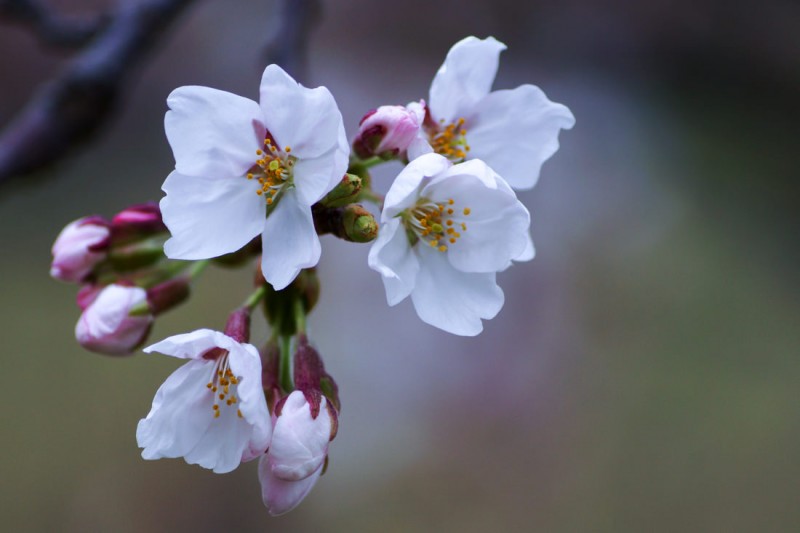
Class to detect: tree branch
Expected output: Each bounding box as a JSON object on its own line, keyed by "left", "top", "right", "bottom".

{"left": 0, "top": 0, "right": 198, "bottom": 187}
{"left": 0, "top": 0, "right": 108, "bottom": 49}
{"left": 263, "top": 0, "right": 322, "bottom": 83}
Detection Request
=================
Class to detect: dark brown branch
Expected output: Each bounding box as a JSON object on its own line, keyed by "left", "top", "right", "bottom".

{"left": 263, "top": 0, "right": 322, "bottom": 83}
{"left": 0, "top": 0, "right": 198, "bottom": 187}
{"left": 0, "top": 0, "right": 107, "bottom": 49}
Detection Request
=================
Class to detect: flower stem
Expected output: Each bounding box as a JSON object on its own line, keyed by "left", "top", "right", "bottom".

{"left": 187, "top": 259, "right": 210, "bottom": 279}
{"left": 242, "top": 284, "right": 267, "bottom": 311}
{"left": 293, "top": 297, "right": 306, "bottom": 334}
{"left": 279, "top": 335, "right": 293, "bottom": 392}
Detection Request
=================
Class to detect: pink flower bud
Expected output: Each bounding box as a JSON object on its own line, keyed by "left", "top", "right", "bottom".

{"left": 353, "top": 104, "right": 422, "bottom": 159}
{"left": 259, "top": 455, "right": 322, "bottom": 516}
{"left": 111, "top": 202, "right": 167, "bottom": 244}
{"left": 269, "top": 390, "right": 334, "bottom": 481}
{"left": 50, "top": 217, "right": 111, "bottom": 283}
{"left": 75, "top": 284, "right": 153, "bottom": 355}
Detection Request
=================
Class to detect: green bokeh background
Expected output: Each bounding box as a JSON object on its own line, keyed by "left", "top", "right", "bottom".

{"left": 1, "top": 0, "right": 798, "bottom": 531}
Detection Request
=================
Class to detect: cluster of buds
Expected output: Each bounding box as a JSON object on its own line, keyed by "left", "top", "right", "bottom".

{"left": 51, "top": 203, "right": 196, "bottom": 354}
{"left": 50, "top": 35, "right": 573, "bottom": 518}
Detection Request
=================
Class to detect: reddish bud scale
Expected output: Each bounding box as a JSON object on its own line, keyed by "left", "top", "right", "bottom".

{"left": 146, "top": 277, "right": 190, "bottom": 315}
{"left": 110, "top": 202, "right": 167, "bottom": 244}
{"left": 224, "top": 307, "right": 251, "bottom": 344}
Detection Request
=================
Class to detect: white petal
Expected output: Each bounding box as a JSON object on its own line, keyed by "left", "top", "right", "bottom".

{"left": 406, "top": 135, "right": 434, "bottom": 161}
{"left": 429, "top": 36, "right": 506, "bottom": 124}
{"left": 259, "top": 456, "right": 322, "bottom": 516}
{"left": 269, "top": 391, "right": 332, "bottom": 481}
{"left": 411, "top": 245, "right": 504, "bottom": 336}
{"left": 260, "top": 188, "right": 320, "bottom": 290}
{"left": 183, "top": 405, "right": 255, "bottom": 473}
{"left": 136, "top": 360, "right": 218, "bottom": 464}
{"left": 292, "top": 141, "right": 347, "bottom": 206}
{"left": 467, "top": 84, "right": 575, "bottom": 190}
{"left": 259, "top": 65, "right": 344, "bottom": 160}
{"left": 422, "top": 169, "right": 530, "bottom": 273}
{"left": 165, "top": 86, "right": 264, "bottom": 178}
{"left": 144, "top": 329, "right": 226, "bottom": 360}
{"left": 160, "top": 171, "right": 266, "bottom": 260}
{"left": 517, "top": 231, "right": 535, "bottom": 262}
{"left": 383, "top": 153, "right": 451, "bottom": 219}
{"left": 368, "top": 218, "right": 419, "bottom": 306}
{"left": 227, "top": 342, "right": 272, "bottom": 461}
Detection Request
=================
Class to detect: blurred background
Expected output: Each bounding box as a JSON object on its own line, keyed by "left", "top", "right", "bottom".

{"left": 1, "top": 0, "right": 798, "bottom": 531}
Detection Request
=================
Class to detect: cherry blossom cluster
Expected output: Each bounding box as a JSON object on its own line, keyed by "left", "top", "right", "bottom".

{"left": 50, "top": 36, "right": 573, "bottom": 515}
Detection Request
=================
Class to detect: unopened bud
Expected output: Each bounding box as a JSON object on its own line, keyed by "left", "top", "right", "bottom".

{"left": 320, "top": 174, "right": 362, "bottom": 208}
{"left": 50, "top": 216, "right": 111, "bottom": 283}
{"left": 75, "top": 284, "right": 153, "bottom": 355}
{"left": 144, "top": 277, "right": 190, "bottom": 316}
{"left": 110, "top": 203, "right": 167, "bottom": 244}
{"left": 353, "top": 105, "right": 422, "bottom": 159}
{"left": 343, "top": 204, "right": 378, "bottom": 243}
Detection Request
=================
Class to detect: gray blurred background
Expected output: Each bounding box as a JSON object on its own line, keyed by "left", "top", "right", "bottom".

{"left": 1, "top": 0, "right": 798, "bottom": 531}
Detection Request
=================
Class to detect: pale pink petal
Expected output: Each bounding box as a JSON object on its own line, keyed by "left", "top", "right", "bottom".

{"left": 259, "top": 456, "right": 322, "bottom": 516}
{"left": 429, "top": 36, "right": 506, "bottom": 124}
{"left": 269, "top": 391, "right": 331, "bottom": 481}
{"left": 260, "top": 188, "right": 320, "bottom": 290}
{"left": 368, "top": 218, "right": 420, "bottom": 306}
{"left": 165, "top": 86, "right": 264, "bottom": 178}
{"left": 467, "top": 84, "right": 575, "bottom": 190}
{"left": 410, "top": 245, "right": 504, "bottom": 336}
{"left": 75, "top": 285, "right": 152, "bottom": 355}
{"left": 160, "top": 171, "right": 265, "bottom": 260}
{"left": 259, "top": 65, "right": 343, "bottom": 160}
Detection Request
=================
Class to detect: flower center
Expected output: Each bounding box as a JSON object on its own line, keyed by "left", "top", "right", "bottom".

{"left": 205, "top": 352, "right": 244, "bottom": 419}
{"left": 429, "top": 118, "right": 470, "bottom": 162}
{"left": 247, "top": 137, "right": 295, "bottom": 206}
{"left": 404, "top": 198, "right": 471, "bottom": 252}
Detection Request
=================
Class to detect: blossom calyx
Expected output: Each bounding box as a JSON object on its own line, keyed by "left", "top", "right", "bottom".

{"left": 353, "top": 105, "right": 423, "bottom": 159}
{"left": 75, "top": 284, "right": 153, "bottom": 355}
{"left": 50, "top": 216, "right": 111, "bottom": 283}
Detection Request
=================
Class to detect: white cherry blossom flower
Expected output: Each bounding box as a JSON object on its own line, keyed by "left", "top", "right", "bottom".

{"left": 408, "top": 36, "right": 575, "bottom": 190}
{"left": 159, "top": 64, "right": 348, "bottom": 290}
{"left": 136, "top": 329, "right": 272, "bottom": 474}
{"left": 368, "top": 153, "right": 532, "bottom": 336}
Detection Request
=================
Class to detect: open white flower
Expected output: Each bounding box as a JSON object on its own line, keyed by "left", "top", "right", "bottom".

{"left": 136, "top": 329, "right": 272, "bottom": 474}
{"left": 160, "top": 64, "right": 348, "bottom": 290}
{"left": 408, "top": 36, "right": 575, "bottom": 190}
{"left": 368, "top": 153, "right": 532, "bottom": 335}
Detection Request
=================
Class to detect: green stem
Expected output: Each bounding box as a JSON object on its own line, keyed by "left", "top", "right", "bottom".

{"left": 243, "top": 284, "right": 267, "bottom": 311}
{"left": 279, "top": 335, "right": 293, "bottom": 392}
{"left": 293, "top": 297, "right": 306, "bottom": 334}
{"left": 188, "top": 259, "right": 210, "bottom": 279}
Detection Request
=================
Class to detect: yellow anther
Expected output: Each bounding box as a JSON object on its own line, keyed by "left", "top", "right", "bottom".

{"left": 461, "top": 223, "right": 467, "bottom": 230}
{"left": 247, "top": 173, "right": 253, "bottom": 179}
{"left": 439, "top": 245, "right": 447, "bottom": 252}
{"left": 212, "top": 386, "right": 218, "bottom": 392}
{"left": 284, "top": 146, "right": 291, "bottom": 153}
{"left": 214, "top": 411, "right": 220, "bottom": 418}
{"left": 206, "top": 383, "right": 212, "bottom": 389}
{"left": 237, "top": 409, "right": 243, "bottom": 418}
{"left": 449, "top": 238, "right": 456, "bottom": 244}
{"left": 448, "top": 199, "right": 454, "bottom": 205}
{"left": 212, "top": 404, "right": 219, "bottom": 410}
{"left": 430, "top": 240, "right": 438, "bottom": 247}
{"left": 218, "top": 393, "right": 225, "bottom": 400}
{"left": 447, "top": 208, "right": 454, "bottom": 215}
{"left": 446, "top": 220, "right": 453, "bottom": 226}
{"left": 463, "top": 208, "right": 471, "bottom": 216}
{"left": 256, "top": 149, "right": 263, "bottom": 155}
{"left": 267, "top": 198, "right": 273, "bottom": 205}
{"left": 226, "top": 399, "right": 233, "bottom": 406}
